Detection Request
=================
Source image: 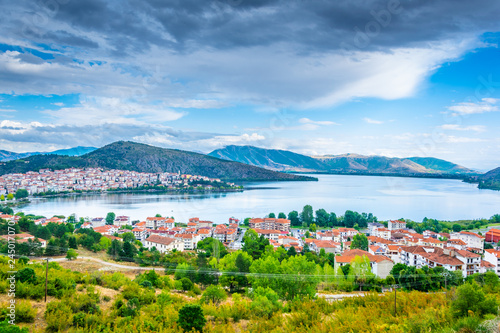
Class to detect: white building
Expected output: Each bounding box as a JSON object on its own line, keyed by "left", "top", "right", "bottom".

{"left": 143, "top": 234, "right": 184, "bottom": 253}
{"left": 484, "top": 249, "right": 500, "bottom": 276}
{"left": 450, "top": 231, "right": 484, "bottom": 252}
{"left": 388, "top": 220, "right": 406, "bottom": 231}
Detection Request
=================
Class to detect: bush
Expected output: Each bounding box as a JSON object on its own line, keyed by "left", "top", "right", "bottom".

{"left": 201, "top": 285, "right": 227, "bottom": 304}
{"left": 16, "top": 268, "right": 36, "bottom": 284}
{"left": 451, "top": 282, "right": 498, "bottom": 318}
{"left": 180, "top": 278, "right": 193, "bottom": 291}
{"left": 177, "top": 304, "right": 206, "bottom": 332}
{"left": 45, "top": 302, "right": 73, "bottom": 332}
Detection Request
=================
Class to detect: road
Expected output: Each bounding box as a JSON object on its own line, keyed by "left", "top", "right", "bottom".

{"left": 38, "top": 256, "right": 160, "bottom": 271}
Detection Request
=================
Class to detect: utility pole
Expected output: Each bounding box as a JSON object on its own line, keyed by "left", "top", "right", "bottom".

{"left": 394, "top": 285, "right": 397, "bottom": 316}
{"left": 44, "top": 258, "right": 50, "bottom": 303}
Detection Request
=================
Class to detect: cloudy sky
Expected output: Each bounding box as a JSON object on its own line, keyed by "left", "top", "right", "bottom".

{"left": 0, "top": 0, "right": 499, "bottom": 170}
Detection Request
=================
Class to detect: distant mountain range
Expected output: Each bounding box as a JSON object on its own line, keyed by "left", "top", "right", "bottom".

{"left": 0, "top": 146, "right": 97, "bottom": 162}
{"left": 209, "top": 145, "right": 478, "bottom": 177}
{"left": 465, "top": 167, "right": 500, "bottom": 191}
{"left": 0, "top": 141, "right": 315, "bottom": 182}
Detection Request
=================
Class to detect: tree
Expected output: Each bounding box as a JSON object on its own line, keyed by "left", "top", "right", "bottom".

{"left": 68, "top": 237, "right": 77, "bottom": 249}
{"left": 155, "top": 213, "right": 162, "bottom": 217}
{"left": 300, "top": 205, "right": 314, "bottom": 226}
{"left": 242, "top": 229, "right": 269, "bottom": 260}
{"left": 452, "top": 224, "right": 462, "bottom": 232}
{"left": 121, "top": 241, "right": 136, "bottom": 261}
{"left": 121, "top": 232, "right": 135, "bottom": 243}
{"left": 201, "top": 285, "right": 227, "bottom": 304}
{"left": 278, "top": 212, "right": 286, "bottom": 219}
{"left": 329, "top": 212, "right": 338, "bottom": 227}
{"left": 107, "top": 239, "right": 123, "bottom": 259}
{"left": 287, "top": 246, "right": 297, "bottom": 257}
{"left": 351, "top": 234, "right": 369, "bottom": 251}
{"left": 66, "top": 249, "right": 78, "bottom": 260}
{"left": 16, "top": 268, "right": 36, "bottom": 283}
{"left": 197, "top": 237, "right": 228, "bottom": 258}
{"left": 177, "top": 304, "right": 206, "bottom": 333}
{"left": 180, "top": 277, "right": 193, "bottom": 291}
{"left": 315, "top": 209, "right": 329, "bottom": 227}
{"left": 268, "top": 213, "right": 276, "bottom": 218}
{"left": 0, "top": 195, "right": 4, "bottom": 201}
{"left": 6, "top": 193, "right": 14, "bottom": 201}
{"left": 14, "top": 189, "right": 29, "bottom": 200}
{"left": 288, "top": 210, "right": 300, "bottom": 226}
{"left": 309, "top": 223, "right": 317, "bottom": 232}
{"left": 451, "top": 282, "right": 498, "bottom": 318}
{"left": 105, "top": 212, "right": 115, "bottom": 225}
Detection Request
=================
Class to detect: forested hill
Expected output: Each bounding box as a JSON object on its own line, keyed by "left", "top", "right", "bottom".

{"left": 209, "top": 145, "right": 478, "bottom": 177}
{"left": 0, "top": 141, "right": 316, "bottom": 182}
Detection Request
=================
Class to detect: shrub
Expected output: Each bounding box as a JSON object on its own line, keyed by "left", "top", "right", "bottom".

{"left": 180, "top": 278, "right": 193, "bottom": 291}
{"left": 201, "top": 285, "right": 227, "bottom": 304}
{"left": 45, "top": 302, "right": 73, "bottom": 332}
{"left": 16, "top": 268, "right": 36, "bottom": 284}
{"left": 177, "top": 304, "right": 206, "bottom": 332}
{"left": 451, "top": 282, "right": 498, "bottom": 318}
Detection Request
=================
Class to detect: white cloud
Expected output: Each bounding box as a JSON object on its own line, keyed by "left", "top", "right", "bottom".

{"left": 298, "top": 118, "right": 338, "bottom": 126}
{"left": 447, "top": 98, "right": 500, "bottom": 115}
{"left": 363, "top": 117, "right": 384, "bottom": 124}
{"left": 439, "top": 124, "right": 486, "bottom": 132}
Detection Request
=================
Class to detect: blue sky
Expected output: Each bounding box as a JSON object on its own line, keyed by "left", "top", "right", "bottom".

{"left": 0, "top": 0, "right": 499, "bottom": 170}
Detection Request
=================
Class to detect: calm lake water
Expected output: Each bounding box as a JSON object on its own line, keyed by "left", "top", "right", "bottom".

{"left": 17, "top": 174, "right": 500, "bottom": 223}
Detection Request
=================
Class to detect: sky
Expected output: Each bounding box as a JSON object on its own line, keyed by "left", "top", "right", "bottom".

{"left": 0, "top": 0, "right": 499, "bottom": 171}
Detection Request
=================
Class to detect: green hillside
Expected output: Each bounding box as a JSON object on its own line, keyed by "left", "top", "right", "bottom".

{"left": 0, "top": 141, "right": 316, "bottom": 182}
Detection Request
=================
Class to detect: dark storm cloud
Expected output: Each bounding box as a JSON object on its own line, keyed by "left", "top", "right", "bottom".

{"left": 3, "top": 0, "right": 500, "bottom": 56}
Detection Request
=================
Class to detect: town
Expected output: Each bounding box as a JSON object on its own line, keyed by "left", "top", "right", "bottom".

{"left": 0, "top": 168, "right": 238, "bottom": 195}
{"left": 3, "top": 210, "right": 500, "bottom": 280}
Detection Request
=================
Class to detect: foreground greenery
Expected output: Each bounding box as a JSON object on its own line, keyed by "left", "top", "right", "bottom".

{"left": 1, "top": 255, "right": 500, "bottom": 332}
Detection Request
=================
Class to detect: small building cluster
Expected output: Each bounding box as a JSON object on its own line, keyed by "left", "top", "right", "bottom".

{"left": 0, "top": 168, "right": 234, "bottom": 195}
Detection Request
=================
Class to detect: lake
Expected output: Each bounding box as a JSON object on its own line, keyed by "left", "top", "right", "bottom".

{"left": 17, "top": 174, "right": 500, "bottom": 223}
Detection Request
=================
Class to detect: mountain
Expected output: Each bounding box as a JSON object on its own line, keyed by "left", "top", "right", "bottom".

{"left": 475, "top": 167, "right": 500, "bottom": 190}
{"left": 209, "top": 145, "right": 325, "bottom": 172}
{"left": 50, "top": 146, "right": 97, "bottom": 156}
{"left": 0, "top": 146, "right": 97, "bottom": 162}
{"left": 209, "top": 146, "right": 477, "bottom": 177}
{"left": 0, "top": 141, "right": 316, "bottom": 182}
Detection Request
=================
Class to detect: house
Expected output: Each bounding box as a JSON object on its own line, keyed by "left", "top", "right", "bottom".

{"left": 388, "top": 220, "right": 406, "bottom": 231}
{"left": 419, "top": 238, "right": 445, "bottom": 248}
{"left": 485, "top": 229, "right": 500, "bottom": 243}
{"left": 368, "top": 222, "right": 384, "bottom": 235}
{"left": 316, "top": 230, "right": 340, "bottom": 242}
{"left": 312, "top": 240, "right": 341, "bottom": 254}
{"left": 335, "top": 249, "right": 394, "bottom": 278}
{"left": 369, "top": 245, "right": 385, "bottom": 256}
{"left": 249, "top": 218, "right": 290, "bottom": 232}
{"left": 252, "top": 228, "right": 283, "bottom": 242}
{"left": 450, "top": 231, "right": 484, "bottom": 252}
{"left": 175, "top": 233, "right": 200, "bottom": 250}
{"left": 93, "top": 225, "right": 119, "bottom": 236}
{"left": 484, "top": 249, "right": 500, "bottom": 276}
{"left": 446, "top": 239, "right": 467, "bottom": 251}
{"left": 143, "top": 234, "right": 184, "bottom": 253}
{"left": 278, "top": 235, "right": 300, "bottom": 245}
{"left": 132, "top": 227, "right": 150, "bottom": 242}
{"left": 114, "top": 216, "right": 131, "bottom": 227}
{"left": 197, "top": 228, "right": 213, "bottom": 241}
{"left": 91, "top": 217, "right": 106, "bottom": 227}
{"left": 146, "top": 217, "right": 169, "bottom": 229}
{"left": 400, "top": 246, "right": 480, "bottom": 277}
{"left": 338, "top": 228, "right": 359, "bottom": 240}
{"left": 0, "top": 233, "right": 46, "bottom": 247}
{"left": 373, "top": 227, "right": 391, "bottom": 240}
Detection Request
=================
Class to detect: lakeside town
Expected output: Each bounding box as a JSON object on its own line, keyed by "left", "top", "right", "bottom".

{"left": 0, "top": 168, "right": 239, "bottom": 196}
{"left": 3, "top": 210, "right": 500, "bottom": 280}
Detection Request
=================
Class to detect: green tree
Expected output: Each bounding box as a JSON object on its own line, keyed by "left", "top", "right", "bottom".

{"left": 107, "top": 239, "right": 123, "bottom": 259}
{"left": 177, "top": 304, "right": 206, "bottom": 333}
{"left": 197, "top": 237, "right": 228, "bottom": 258}
{"left": 329, "top": 212, "right": 338, "bottom": 227}
{"left": 68, "top": 237, "right": 77, "bottom": 249}
{"left": 288, "top": 210, "right": 300, "bottom": 226}
{"left": 14, "top": 189, "right": 29, "bottom": 200}
{"left": 278, "top": 212, "right": 286, "bottom": 219}
{"left": 451, "top": 282, "right": 498, "bottom": 317}
{"left": 351, "top": 234, "right": 369, "bottom": 251}
{"left": 452, "top": 224, "right": 462, "bottom": 232}
{"left": 121, "top": 232, "right": 135, "bottom": 243}
{"left": 6, "top": 193, "right": 14, "bottom": 201}
{"left": 16, "top": 268, "right": 36, "bottom": 283}
{"left": 242, "top": 229, "right": 269, "bottom": 260}
{"left": 180, "top": 277, "right": 193, "bottom": 291}
{"left": 268, "top": 212, "right": 276, "bottom": 218}
{"left": 105, "top": 212, "right": 115, "bottom": 225}
{"left": 315, "top": 208, "right": 329, "bottom": 227}
{"left": 201, "top": 285, "right": 227, "bottom": 304}
{"left": 0, "top": 195, "right": 4, "bottom": 201}
{"left": 66, "top": 249, "right": 78, "bottom": 260}
{"left": 300, "top": 205, "right": 314, "bottom": 226}
{"left": 287, "top": 246, "right": 297, "bottom": 257}
{"left": 309, "top": 223, "right": 317, "bottom": 232}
